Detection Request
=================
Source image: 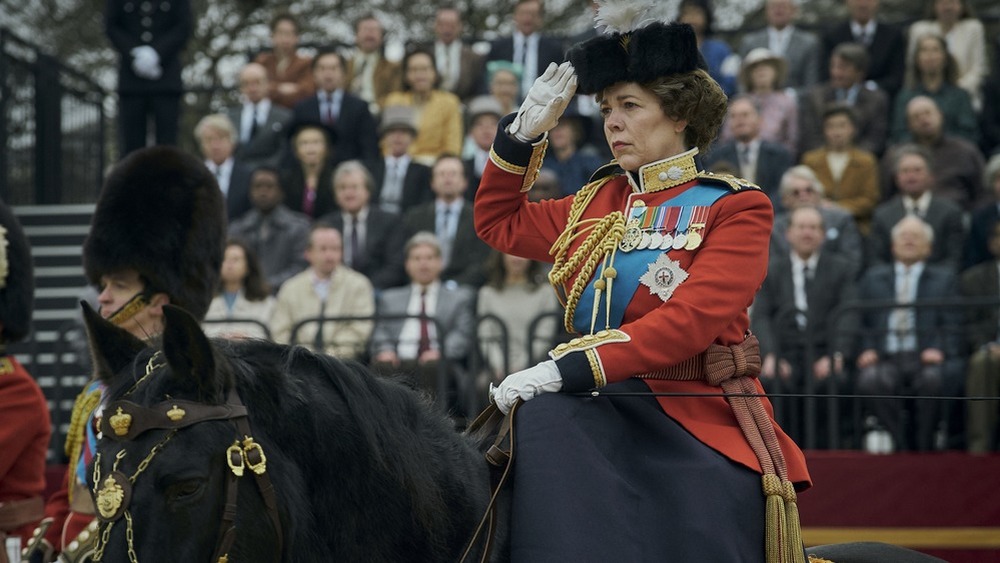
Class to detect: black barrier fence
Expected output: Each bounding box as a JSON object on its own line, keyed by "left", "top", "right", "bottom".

{"left": 0, "top": 27, "right": 107, "bottom": 205}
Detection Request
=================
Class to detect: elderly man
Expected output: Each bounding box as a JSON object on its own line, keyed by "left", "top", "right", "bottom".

{"left": 738, "top": 0, "right": 821, "bottom": 89}
{"left": 317, "top": 161, "right": 406, "bottom": 289}
{"left": 227, "top": 62, "right": 292, "bottom": 169}
{"left": 770, "top": 165, "right": 863, "bottom": 271}
{"left": 856, "top": 214, "right": 963, "bottom": 451}
{"left": 195, "top": 113, "right": 252, "bottom": 220}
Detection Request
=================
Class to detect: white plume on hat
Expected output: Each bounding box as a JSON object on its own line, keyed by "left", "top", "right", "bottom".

{"left": 593, "top": 0, "right": 664, "bottom": 34}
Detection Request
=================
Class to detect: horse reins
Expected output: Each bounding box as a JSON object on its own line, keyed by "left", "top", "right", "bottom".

{"left": 92, "top": 352, "right": 283, "bottom": 562}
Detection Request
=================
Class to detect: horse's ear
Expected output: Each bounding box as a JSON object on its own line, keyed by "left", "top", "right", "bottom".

{"left": 81, "top": 301, "right": 147, "bottom": 384}
{"left": 161, "top": 305, "right": 221, "bottom": 401}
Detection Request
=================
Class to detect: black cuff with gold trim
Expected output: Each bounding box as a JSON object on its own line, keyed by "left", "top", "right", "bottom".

{"left": 491, "top": 113, "right": 540, "bottom": 170}
{"left": 555, "top": 349, "right": 605, "bottom": 393}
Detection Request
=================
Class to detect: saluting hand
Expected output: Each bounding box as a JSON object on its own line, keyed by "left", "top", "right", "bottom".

{"left": 507, "top": 62, "right": 578, "bottom": 143}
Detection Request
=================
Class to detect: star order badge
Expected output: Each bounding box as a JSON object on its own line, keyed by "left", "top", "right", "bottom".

{"left": 639, "top": 253, "right": 689, "bottom": 302}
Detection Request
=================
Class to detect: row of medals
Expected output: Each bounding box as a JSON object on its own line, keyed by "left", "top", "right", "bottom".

{"left": 619, "top": 217, "right": 704, "bottom": 252}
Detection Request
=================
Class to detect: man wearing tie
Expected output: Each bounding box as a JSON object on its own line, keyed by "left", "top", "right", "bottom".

{"left": 869, "top": 145, "right": 964, "bottom": 272}
{"left": 345, "top": 14, "right": 402, "bottom": 116}
{"left": 228, "top": 62, "right": 292, "bottom": 170}
{"left": 423, "top": 5, "right": 485, "bottom": 102}
{"left": 403, "top": 155, "right": 491, "bottom": 288}
{"left": 366, "top": 106, "right": 433, "bottom": 215}
{"left": 194, "top": 114, "right": 252, "bottom": 221}
{"left": 486, "top": 0, "right": 564, "bottom": 99}
{"left": 292, "top": 50, "right": 379, "bottom": 166}
{"left": 822, "top": 0, "right": 905, "bottom": 99}
{"left": 738, "top": 0, "right": 821, "bottom": 90}
{"left": 317, "top": 161, "right": 407, "bottom": 289}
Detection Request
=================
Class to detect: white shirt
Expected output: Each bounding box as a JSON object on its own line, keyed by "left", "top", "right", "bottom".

{"left": 351, "top": 51, "right": 378, "bottom": 104}
{"left": 435, "top": 199, "right": 463, "bottom": 266}
{"left": 903, "top": 191, "right": 932, "bottom": 217}
{"left": 318, "top": 89, "right": 344, "bottom": 122}
{"left": 435, "top": 41, "right": 463, "bottom": 92}
{"left": 206, "top": 158, "right": 234, "bottom": 196}
{"left": 887, "top": 261, "right": 924, "bottom": 353}
{"left": 513, "top": 31, "right": 540, "bottom": 97}
{"left": 240, "top": 99, "right": 271, "bottom": 143}
{"left": 737, "top": 140, "right": 761, "bottom": 182}
{"left": 341, "top": 206, "right": 370, "bottom": 268}
{"left": 826, "top": 150, "right": 850, "bottom": 183}
{"left": 850, "top": 20, "right": 877, "bottom": 45}
{"left": 397, "top": 281, "right": 440, "bottom": 360}
{"left": 380, "top": 155, "right": 411, "bottom": 214}
{"left": 790, "top": 252, "right": 819, "bottom": 329}
{"left": 767, "top": 26, "right": 793, "bottom": 56}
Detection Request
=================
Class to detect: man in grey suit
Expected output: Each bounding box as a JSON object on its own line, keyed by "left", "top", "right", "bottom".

{"left": 370, "top": 232, "right": 476, "bottom": 415}
{"left": 869, "top": 145, "right": 965, "bottom": 273}
{"left": 228, "top": 62, "right": 293, "bottom": 170}
{"left": 738, "top": 0, "right": 821, "bottom": 90}
{"left": 403, "top": 155, "right": 491, "bottom": 287}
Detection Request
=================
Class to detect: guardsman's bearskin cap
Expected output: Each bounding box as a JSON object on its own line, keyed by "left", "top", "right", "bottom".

{"left": 83, "top": 146, "right": 225, "bottom": 321}
{"left": 0, "top": 200, "right": 34, "bottom": 343}
{"left": 566, "top": 14, "right": 706, "bottom": 95}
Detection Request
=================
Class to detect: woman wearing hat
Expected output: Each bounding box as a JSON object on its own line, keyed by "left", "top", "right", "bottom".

{"left": 719, "top": 47, "right": 799, "bottom": 154}
{"left": 280, "top": 121, "right": 338, "bottom": 219}
{"left": 474, "top": 11, "right": 809, "bottom": 562}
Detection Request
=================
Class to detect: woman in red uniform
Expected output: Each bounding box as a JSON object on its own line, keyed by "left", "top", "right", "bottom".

{"left": 474, "top": 17, "right": 810, "bottom": 563}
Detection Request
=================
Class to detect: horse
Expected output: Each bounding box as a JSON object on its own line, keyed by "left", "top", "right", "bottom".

{"left": 84, "top": 303, "right": 506, "bottom": 562}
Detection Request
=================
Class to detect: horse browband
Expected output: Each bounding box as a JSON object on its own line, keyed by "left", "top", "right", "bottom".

{"left": 95, "top": 354, "right": 284, "bottom": 563}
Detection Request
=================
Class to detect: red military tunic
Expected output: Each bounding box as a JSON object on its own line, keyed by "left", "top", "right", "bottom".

{"left": 475, "top": 126, "right": 810, "bottom": 487}
{"left": 0, "top": 356, "right": 50, "bottom": 546}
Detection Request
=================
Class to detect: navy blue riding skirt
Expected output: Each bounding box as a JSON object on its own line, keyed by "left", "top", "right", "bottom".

{"left": 510, "top": 378, "right": 766, "bottom": 562}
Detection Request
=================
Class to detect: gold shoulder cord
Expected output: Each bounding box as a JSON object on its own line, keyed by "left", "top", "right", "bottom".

{"left": 65, "top": 386, "right": 101, "bottom": 501}
{"left": 547, "top": 176, "right": 627, "bottom": 333}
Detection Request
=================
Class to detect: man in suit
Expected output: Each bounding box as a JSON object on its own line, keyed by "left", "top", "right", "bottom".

{"left": 463, "top": 96, "right": 505, "bottom": 200}
{"left": 822, "top": 0, "right": 905, "bottom": 99}
{"left": 270, "top": 223, "right": 375, "bottom": 360}
{"left": 317, "top": 160, "right": 406, "bottom": 289}
{"left": 869, "top": 145, "right": 965, "bottom": 272}
{"left": 228, "top": 62, "right": 292, "bottom": 170}
{"left": 105, "top": 0, "right": 192, "bottom": 156}
{"left": 370, "top": 231, "right": 476, "bottom": 415}
{"left": 366, "top": 105, "right": 433, "bottom": 215}
{"left": 771, "top": 165, "right": 863, "bottom": 272}
{"left": 346, "top": 13, "right": 402, "bottom": 116}
{"left": 486, "top": 0, "right": 565, "bottom": 98}
{"left": 800, "top": 42, "right": 889, "bottom": 156}
{"left": 961, "top": 220, "right": 1000, "bottom": 452}
{"left": 965, "top": 155, "right": 1000, "bottom": 269}
{"left": 194, "top": 113, "right": 252, "bottom": 221}
{"left": 423, "top": 5, "right": 485, "bottom": 102}
{"left": 883, "top": 96, "right": 984, "bottom": 211}
{"left": 228, "top": 166, "right": 310, "bottom": 292}
{"left": 753, "top": 206, "right": 857, "bottom": 445}
{"left": 292, "top": 49, "right": 379, "bottom": 166}
{"left": 403, "top": 155, "right": 491, "bottom": 287}
{"left": 856, "top": 214, "right": 963, "bottom": 451}
{"left": 705, "top": 96, "right": 792, "bottom": 208}
{"left": 738, "top": 0, "right": 821, "bottom": 90}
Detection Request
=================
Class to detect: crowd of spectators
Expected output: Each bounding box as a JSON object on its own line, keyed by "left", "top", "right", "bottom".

{"left": 141, "top": 0, "right": 1000, "bottom": 448}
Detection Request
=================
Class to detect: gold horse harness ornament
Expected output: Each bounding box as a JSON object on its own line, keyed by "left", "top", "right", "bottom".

{"left": 92, "top": 352, "right": 283, "bottom": 562}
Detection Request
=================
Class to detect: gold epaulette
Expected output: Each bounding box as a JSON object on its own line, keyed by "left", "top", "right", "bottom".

{"left": 549, "top": 329, "right": 631, "bottom": 360}
{"left": 696, "top": 171, "right": 761, "bottom": 192}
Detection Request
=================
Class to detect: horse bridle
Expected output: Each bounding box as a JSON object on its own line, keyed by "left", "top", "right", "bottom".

{"left": 92, "top": 352, "right": 283, "bottom": 562}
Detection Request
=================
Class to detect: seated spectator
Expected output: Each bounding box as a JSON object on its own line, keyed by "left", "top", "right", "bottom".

{"left": 870, "top": 145, "right": 964, "bottom": 272}
{"left": 292, "top": 49, "right": 379, "bottom": 166}
{"left": 383, "top": 48, "right": 464, "bottom": 166}
{"left": 800, "top": 42, "right": 889, "bottom": 156}
{"left": 821, "top": 0, "right": 905, "bottom": 99}
{"left": 195, "top": 113, "right": 252, "bottom": 221}
{"left": 280, "top": 121, "right": 337, "bottom": 219}
{"left": 883, "top": 96, "right": 984, "bottom": 210}
{"left": 254, "top": 13, "right": 314, "bottom": 109}
{"left": 737, "top": 0, "right": 821, "bottom": 90}
{"left": 270, "top": 223, "right": 375, "bottom": 359}
{"left": 485, "top": 62, "right": 521, "bottom": 116}
{"left": 891, "top": 33, "right": 978, "bottom": 144}
{"left": 346, "top": 13, "right": 402, "bottom": 116}
{"left": 801, "top": 104, "right": 880, "bottom": 234}
{"left": 366, "top": 106, "right": 434, "bottom": 215}
{"left": 906, "top": 0, "right": 987, "bottom": 109}
{"left": 961, "top": 220, "right": 1000, "bottom": 453}
{"left": 485, "top": 0, "right": 564, "bottom": 99}
{"left": 228, "top": 166, "right": 310, "bottom": 291}
{"left": 855, "top": 214, "right": 963, "bottom": 451}
{"left": 317, "top": 160, "right": 406, "bottom": 289}
{"left": 371, "top": 232, "right": 476, "bottom": 415}
{"left": 965, "top": 154, "right": 1000, "bottom": 269}
{"left": 463, "top": 96, "right": 504, "bottom": 199}
{"left": 770, "top": 165, "right": 863, "bottom": 272}
{"left": 541, "top": 110, "right": 603, "bottom": 197}
{"left": 678, "top": 0, "right": 738, "bottom": 96}
{"left": 477, "top": 250, "right": 560, "bottom": 380}
{"left": 705, "top": 96, "right": 793, "bottom": 208}
{"left": 752, "top": 206, "right": 857, "bottom": 444}
{"left": 720, "top": 48, "right": 799, "bottom": 154}
{"left": 425, "top": 5, "right": 484, "bottom": 102}
{"left": 403, "top": 155, "right": 491, "bottom": 287}
{"left": 203, "top": 239, "right": 275, "bottom": 340}
{"left": 228, "top": 62, "right": 293, "bottom": 170}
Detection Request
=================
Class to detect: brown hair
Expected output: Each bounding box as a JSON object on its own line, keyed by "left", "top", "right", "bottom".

{"left": 643, "top": 69, "right": 728, "bottom": 152}
{"left": 221, "top": 239, "right": 271, "bottom": 301}
{"left": 909, "top": 33, "right": 959, "bottom": 88}
{"left": 484, "top": 250, "right": 546, "bottom": 291}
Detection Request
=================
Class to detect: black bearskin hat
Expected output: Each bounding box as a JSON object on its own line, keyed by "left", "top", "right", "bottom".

{"left": 0, "top": 200, "right": 34, "bottom": 343}
{"left": 566, "top": 21, "right": 706, "bottom": 95}
{"left": 83, "top": 146, "right": 225, "bottom": 321}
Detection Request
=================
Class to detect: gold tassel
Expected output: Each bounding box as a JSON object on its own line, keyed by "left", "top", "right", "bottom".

{"left": 65, "top": 386, "right": 101, "bottom": 502}
{"left": 783, "top": 480, "right": 806, "bottom": 563}
{"left": 762, "top": 474, "right": 786, "bottom": 563}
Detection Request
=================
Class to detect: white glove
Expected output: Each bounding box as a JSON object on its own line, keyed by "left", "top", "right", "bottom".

{"left": 490, "top": 360, "right": 563, "bottom": 414}
{"left": 130, "top": 46, "right": 162, "bottom": 80}
{"left": 507, "top": 62, "right": 577, "bottom": 143}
